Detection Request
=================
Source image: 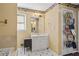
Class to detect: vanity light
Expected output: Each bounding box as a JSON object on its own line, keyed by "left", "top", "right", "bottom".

{"left": 38, "top": 14, "right": 42, "bottom": 17}
{"left": 33, "top": 13, "right": 42, "bottom": 18}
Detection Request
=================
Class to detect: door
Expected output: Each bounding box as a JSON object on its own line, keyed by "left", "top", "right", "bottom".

{"left": 61, "top": 8, "right": 77, "bottom": 55}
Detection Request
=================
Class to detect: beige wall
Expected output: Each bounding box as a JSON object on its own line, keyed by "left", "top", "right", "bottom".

{"left": 45, "top": 4, "right": 59, "bottom": 54}
{"left": 0, "top": 4, "right": 17, "bottom": 48}
{"left": 38, "top": 15, "right": 45, "bottom": 33}
{"left": 45, "top": 4, "right": 78, "bottom": 55}
{"left": 17, "top": 8, "right": 45, "bottom": 47}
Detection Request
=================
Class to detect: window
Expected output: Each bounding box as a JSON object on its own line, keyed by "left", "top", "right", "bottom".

{"left": 17, "top": 14, "right": 26, "bottom": 31}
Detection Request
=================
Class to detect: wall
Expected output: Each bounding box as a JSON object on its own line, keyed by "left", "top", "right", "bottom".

{"left": 45, "top": 4, "right": 78, "bottom": 55}
{"left": 58, "top": 4, "right": 78, "bottom": 55}
{"left": 0, "top": 4, "right": 17, "bottom": 48}
{"left": 45, "top": 4, "right": 59, "bottom": 54}
{"left": 17, "top": 8, "right": 45, "bottom": 47}
{"left": 38, "top": 15, "right": 45, "bottom": 33}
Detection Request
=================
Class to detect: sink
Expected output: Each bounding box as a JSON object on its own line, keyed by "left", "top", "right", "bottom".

{"left": 31, "top": 33, "right": 48, "bottom": 37}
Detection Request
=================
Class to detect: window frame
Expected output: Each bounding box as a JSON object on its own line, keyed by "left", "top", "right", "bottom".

{"left": 17, "top": 13, "right": 26, "bottom": 32}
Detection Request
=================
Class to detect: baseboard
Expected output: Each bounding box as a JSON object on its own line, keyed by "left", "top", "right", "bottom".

{"left": 60, "top": 50, "right": 78, "bottom": 56}
{"left": 51, "top": 49, "right": 78, "bottom": 56}
{"left": 52, "top": 51, "right": 58, "bottom": 56}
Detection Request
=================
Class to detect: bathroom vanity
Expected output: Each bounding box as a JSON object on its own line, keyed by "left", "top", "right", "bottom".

{"left": 31, "top": 33, "right": 49, "bottom": 51}
{"left": 30, "top": 14, "right": 48, "bottom": 51}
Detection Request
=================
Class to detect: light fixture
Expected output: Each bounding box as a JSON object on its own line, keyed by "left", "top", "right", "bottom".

{"left": 0, "top": 19, "right": 7, "bottom": 24}
{"left": 33, "top": 13, "right": 42, "bottom": 18}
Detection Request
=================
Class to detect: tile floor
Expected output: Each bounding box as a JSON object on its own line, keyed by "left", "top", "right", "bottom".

{"left": 0, "top": 48, "right": 53, "bottom": 56}
{"left": 0, "top": 48, "right": 15, "bottom": 56}
{"left": 16, "top": 48, "right": 53, "bottom": 56}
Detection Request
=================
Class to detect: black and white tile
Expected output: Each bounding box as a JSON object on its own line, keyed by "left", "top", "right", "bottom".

{"left": 0, "top": 48, "right": 53, "bottom": 56}
{"left": 0, "top": 48, "right": 15, "bottom": 56}
{"left": 16, "top": 48, "right": 53, "bottom": 56}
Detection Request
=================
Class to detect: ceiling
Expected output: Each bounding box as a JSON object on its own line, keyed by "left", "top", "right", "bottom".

{"left": 17, "top": 3, "right": 54, "bottom": 11}
{"left": 17, "top": 3, "right": 79, "bottom": 11}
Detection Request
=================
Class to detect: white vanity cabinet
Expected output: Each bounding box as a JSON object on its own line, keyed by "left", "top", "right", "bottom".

{"left": 31, "top": 34, "right": 49, "bottom": 51}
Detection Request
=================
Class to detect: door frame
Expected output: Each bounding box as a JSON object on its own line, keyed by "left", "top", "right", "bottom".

{"left": 60, "top": 8, "right": 78, "bottom": 55}
{"left": 78, "top": 11, "right": 79, "bottom": 52}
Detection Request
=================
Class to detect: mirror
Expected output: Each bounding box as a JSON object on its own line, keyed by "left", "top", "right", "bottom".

{"left": 31, "top": 17, "right": 39, "bottom": 33}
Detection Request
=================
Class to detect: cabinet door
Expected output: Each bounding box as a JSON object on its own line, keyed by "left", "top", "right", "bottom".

{"left": 32, "top": 36, "right": 48, "bottom": 51}
{"left": 32, "top": 37, "right": 39, "bottom": 51}
{"left": 40, "top": 36, "right": 48, "bottom": 49}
